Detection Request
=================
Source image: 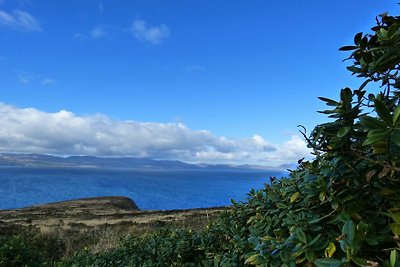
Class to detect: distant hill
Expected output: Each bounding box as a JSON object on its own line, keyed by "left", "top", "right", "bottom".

{"left": 0, "top": 153, "right": 288, "bottom": 171}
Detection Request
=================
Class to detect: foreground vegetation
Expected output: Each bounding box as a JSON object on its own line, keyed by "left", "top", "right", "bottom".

{"left": 2, "top": 10, "right": 400, "bottom": 267}
{"left": 0, "top": 198, "right": 225, "bottom": 266}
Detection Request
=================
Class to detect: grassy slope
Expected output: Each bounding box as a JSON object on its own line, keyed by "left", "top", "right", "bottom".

{"left": 0, "top": 196, "right": 227, "bottom": 256}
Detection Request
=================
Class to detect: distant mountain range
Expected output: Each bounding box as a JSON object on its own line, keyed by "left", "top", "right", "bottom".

{"left": 0, "top": 153, "right": 292, "bottom": 171}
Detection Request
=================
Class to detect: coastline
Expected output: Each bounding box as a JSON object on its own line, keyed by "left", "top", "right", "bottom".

{"left": 0, "top": 196, "right": 228, "bottom": 232}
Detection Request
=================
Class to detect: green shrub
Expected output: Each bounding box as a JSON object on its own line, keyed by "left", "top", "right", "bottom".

{"left": 204, "top": 12, "right": 400, "bottom": 266}
{"left": 0, "top": 230, "right": 65, "bottom": 267}
{"left": 60, "top": 229, "right": 207, "bottom": 266}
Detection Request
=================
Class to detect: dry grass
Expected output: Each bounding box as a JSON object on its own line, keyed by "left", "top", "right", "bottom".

{"left": 0, "top": 196, "right": 228, "bottom": 256}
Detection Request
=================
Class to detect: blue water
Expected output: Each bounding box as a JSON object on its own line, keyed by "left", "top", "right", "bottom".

{"left": 0, "top": 167, "right": 284, "bottom": 210}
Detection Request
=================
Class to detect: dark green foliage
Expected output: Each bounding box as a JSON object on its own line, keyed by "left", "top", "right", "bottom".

{"left": 60, "top": 229, "right": 208, "bottom": 266}
{"left": 0, "top": 228, "right": 66, "bottom": 267}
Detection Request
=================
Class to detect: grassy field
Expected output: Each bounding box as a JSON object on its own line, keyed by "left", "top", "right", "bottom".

{"left": 0, "top": 196, "right": 227, "bottom": 257}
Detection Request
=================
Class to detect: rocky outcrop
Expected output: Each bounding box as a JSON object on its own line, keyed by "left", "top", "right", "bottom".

{"left": 0, "top": 196, "right": 140, "bottom": 222}
{"left": 0, "top": 196, "right": 227, "bottom": 232}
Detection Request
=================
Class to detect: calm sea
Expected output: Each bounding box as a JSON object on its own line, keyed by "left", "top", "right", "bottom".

{"left": 0, "top": 167, "right": 284, "bottom": 210}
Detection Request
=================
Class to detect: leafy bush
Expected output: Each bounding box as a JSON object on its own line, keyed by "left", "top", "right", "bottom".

{"left": 206, "top": 12, "right": 400, "bottom": 266}
{"left": 60, "top": 229, "right": 208, "bottom": 266}
{"left": 0, "top": 228, "right": 65, "bottom": 267}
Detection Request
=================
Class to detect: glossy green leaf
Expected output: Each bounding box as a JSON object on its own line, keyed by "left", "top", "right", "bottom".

{"left": 290, "top": 192, "right": 300, "bottom": 203}
{"left": 391, "top": 250, "right": 398, "bottom": 267}
{"left": 363, "top": 129, "right": 390, "bottom": 146}
{"left": 347, "top": 66, "right": 362, "bottom": 73}
{"left": 360, "top": 36, "right": 368, "bottom": 49}
{"left": 295, "top": 257, "right": 306, "bottom": 264}
{"left": 388, "top": 23, "right": 399, "bottom": 37}
{"left": 374, "top": 98, "right": 392, "bottom": 126}
{"left": 378, "top": 28, "right": 388, "bottom": 38}
{"left": 340, "top": 88, "right": 353, "bottom": 104}
{"left": 318, "top": 97, "right": 339, "bottom": 106}
{"left": 305, "top": 250, "right": 316, "bottom": 262}
{"left": 354, "top": 32, "right": 363, "bottom": 45}
{"left": 319, "top": 191, "right": 326, "bottom": 202}
{"left": 342, "top": 220, "right": 355, "bottom": 245}
{"left": 339, "top": 45, "right": 358, "bottom": 51}
{"left": 390, "top": 223, "right": 400, "bottom": 236}
{"left": 394, "top": 105, "right": 400, "bottom": 125}
{"left": 248, "top": 236, "right": 259, "bottom": 247}
{"left": 309, "top": 218, "right": 322, "bottom": 224}
{"left": 365, "top": 238, "right": 379, "bottom": 245}
{"left": 392, "top": 129, "right": 400, "bottom": 146}
{"left": 324, "top": 242, "right": 336, "bottom": 258}
{"left": 294, "top": 228, "right": 307, "bottom": 243}
{"left": 358, "top": 79, "right": 371, "bottom": 90}
{"left": 308, "top": 234, "right": 321, "bottom": 246}
{"left": 318, "top": 109, "right": 338, "bottom": 115}
{"left": 352, "top": 257, "right": 368, "bottom": 267}
{"left": 314, "top": 258, "right": 342, "bottom": 267}
{"left": 337, "top": 126, "right": 351, "bottom": 138}
{"left": 359, "top": 116, "right": 387, "bottom": 129}
{"left": 389, "top": 212, "right": 400, "bottom": 224}
{"left": 339, "top": 240, "right": 349, "bottom": 253}
{"left": 373, "top": 145, "right": 388, "bottom": 155}
{"left": 244, "top": 254, "right": 259, "bottom": 265}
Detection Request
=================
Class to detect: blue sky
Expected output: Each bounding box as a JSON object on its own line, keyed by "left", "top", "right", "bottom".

{"left": 0, "top": 1, "right": 398, "bottom": 166}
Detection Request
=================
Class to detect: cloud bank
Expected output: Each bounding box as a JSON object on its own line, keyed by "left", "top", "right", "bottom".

{"left": 131, "top": 19, "right": 169, "bottom": 45}
{"left": 0, "top": 104, "right": 311, "bottom": 166}
{"left": 0, "top": 9, "right": 41, "bottom": 31}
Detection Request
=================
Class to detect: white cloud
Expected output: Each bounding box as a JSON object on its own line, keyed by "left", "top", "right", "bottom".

{"left": 16, "top": 72, "right": 55, "bottom": 86}
{"left": 91, "top": 26, "right": 107, "bottom": 38}
{"left": 74, "top": 26, "right": 107, "bottom": 40}
{"left": 41, "top": 78, "right": 56, "bottom": 85}
{"left": 73, "top": 32, "right": 85, "bottom": 40}
{"left": 17, "top": 73, "right": 32, "bottom": 84}
{"left": 193, "top": 135, "right": 311, "bottom": 166}
{"left": 0, "top": 10, "right": 16, "bottom": 25}
{"left": 0, "top": 104, "right": 312, "bottom": 166}
{"left": 131, "top": 19, "right": 169, "bottom": 45}
{"left": 0, "top": 9, "right": 41, "bottom": 31}
{"left": 98, "top": 3, "right": 103, "bottom": 14}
